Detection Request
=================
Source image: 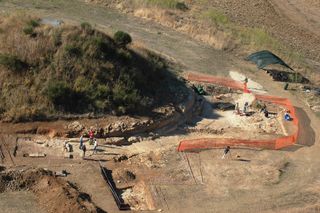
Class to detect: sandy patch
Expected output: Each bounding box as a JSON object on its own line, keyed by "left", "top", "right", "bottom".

{"left": 229, "top": 71, "right": 267, "bottom": 94}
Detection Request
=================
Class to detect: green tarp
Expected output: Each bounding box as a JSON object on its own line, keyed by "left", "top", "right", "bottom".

{"left": 246, "top": 50, "right": 293, "bottom": 70}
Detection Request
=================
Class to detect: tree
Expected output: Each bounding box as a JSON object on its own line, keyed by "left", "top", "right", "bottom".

{"left": 114, "top": 31, "right": 132, "bottom": 47}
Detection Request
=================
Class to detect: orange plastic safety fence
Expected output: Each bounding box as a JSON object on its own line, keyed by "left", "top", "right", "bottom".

{"left": 177, "top": 138, "right": 276, "bottom": 151}
{"left": 178, "top": 73, "right": 299, "bottom": 151}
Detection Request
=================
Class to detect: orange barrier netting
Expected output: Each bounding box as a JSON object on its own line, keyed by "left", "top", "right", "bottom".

{"left": 178, "top": 73, "right": 299, "bottom": 151}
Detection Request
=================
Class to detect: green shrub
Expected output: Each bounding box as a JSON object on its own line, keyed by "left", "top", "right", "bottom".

{"left": 94, "top": 84, "right": 111, "bottom": 99}
{"left": 23, "top": 26, "right": 34, "bottom": 35}
{"left": 114, "top": 31, "right": 132, "bottom": 46}
{"left": 145, "top": 0, "right": 179, "bottom": 9}
{"left": 28, "top": 19, "right": 40, "bottom": 28}
{"left": 73, "top": 76, "right": 93, "bottom": 93}
{"left": 46, "top": 81, "right": 71, "bottom": 105}
{"left": 0, "top": 54, "right": 27, "bottom": 72}
{"left": 23, "top": 19, "right": 39, "bottom": 36}
{"left": 175, "top": 2, "right": 188, "bottom": 11}
{"left": 112, "top": 81, "right": 141, "bottom": 114}
{"left": 202, "top": 9, "right": 229, "bottom": 27}
{"left": 65, "top": 44, "right": 82, "bottom": 57}
{"left": 80, "top": 22, "right": 94, "bottom": 35}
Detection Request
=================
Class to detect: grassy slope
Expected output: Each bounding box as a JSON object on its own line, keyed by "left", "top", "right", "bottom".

{"left": 0, "top": 14, "right": 186, "bottom": 122}
{"left": 95, "top": 0, "right": 319, "bottom": 83}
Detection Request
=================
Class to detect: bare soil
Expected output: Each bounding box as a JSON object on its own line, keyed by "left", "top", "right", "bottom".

{"left": 0, "top": 1, "right": 319, "bottom": 213}
{"left": 0, "top": 168, "right": 102, "bottom": 213}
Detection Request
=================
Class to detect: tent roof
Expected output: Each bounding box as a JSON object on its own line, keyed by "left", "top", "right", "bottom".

{"left": 246, "top": 50, "right": 293, "bottom": 70}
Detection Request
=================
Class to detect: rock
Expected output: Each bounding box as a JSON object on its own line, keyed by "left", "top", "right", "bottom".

{"left": 131, "top": 121, "right": 141, "bottom": 128}
{"left": 113, "top": 154, "right": 128, "bottom": 162}
{"left": 29, "top": 153, "right": 46, "bottom": 158}
{"left": 104, "top": 124, "right": 113, "bottom": 133}
{"left": 106, "top": 137, "right": 126, "bottom": 145}
{"left": 112, "top": 121, "right": 124, "bottom": 132}
{"left": 127, "top": 136, "right": 140, "bottom": 143}
{"left": 67, "top": 121, "right": 84, "bottom": 136}
{"left": 125, "top": 170, "right": 136, "bottom": 181}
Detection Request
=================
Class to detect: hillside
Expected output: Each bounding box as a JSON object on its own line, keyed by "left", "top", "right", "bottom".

{"left": 87, "top": 0, "right": 320, "bottom": 84}
{"left": 0, "top": 14, "right": 186, "bottom": 122}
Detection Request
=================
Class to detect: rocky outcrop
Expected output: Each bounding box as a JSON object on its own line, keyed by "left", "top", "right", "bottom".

{"left": 65, "top": 89, "right": 196, "bottom": 139}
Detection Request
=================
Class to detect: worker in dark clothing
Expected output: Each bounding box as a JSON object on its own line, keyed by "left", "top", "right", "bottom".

{"left": 222, "top": 146, "right": 231, "bottom": 159}
{"left": 260, "top": 104, "right": 269, "bottom": 118}
{"left": 82, "top": 144, "right": 86, "bottom": 159}
{"left": 79, "top": 135, "right": 84, "bottom": 150}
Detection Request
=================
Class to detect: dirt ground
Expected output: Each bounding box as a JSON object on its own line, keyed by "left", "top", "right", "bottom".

{"left": 0, "top": 166, "right": 102, "bottom": 213}
{"left": 0, "top": 1, "right": 319, "bottom": 213}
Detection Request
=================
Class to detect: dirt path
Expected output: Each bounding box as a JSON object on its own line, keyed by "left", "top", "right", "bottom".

{"left": 0, "top": 0, "right": 319, "bottom": 212}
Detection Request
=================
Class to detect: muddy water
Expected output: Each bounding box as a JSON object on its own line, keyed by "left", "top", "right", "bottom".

{"left": 0, "top": 191, "right": 45, "bottom": 213}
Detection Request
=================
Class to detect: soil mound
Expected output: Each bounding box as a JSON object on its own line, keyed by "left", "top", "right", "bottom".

{"left": 0, "top": 168, "right": 103, "bottom": 213}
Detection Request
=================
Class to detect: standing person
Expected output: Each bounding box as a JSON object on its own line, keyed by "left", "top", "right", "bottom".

{"left": 82, "top": 144, "right": 86, "bottom": 159}
{"left": 222, "top": 146, "right": 231, "bottom": 159}
{"left": 260, "top": 104, "right": 269, "bottom": 118}
{"left": 89, "top": 130, "right": 94, "bottom": 145}
{"left": 65, "top": 142, "right": 71, "bottom": 152}
{"left": 243, "top": 102, "right": 249, "bottom": 115}
{"left": 243, "top": 77, "right": 249, "bottom": 93}
{"left": 79, "top": 135, "right": 84, "bottom": 150}
{"left": 93, "top": 139, "right": 98, "bottom": 155}
{"left": 284, "top": 111, "right": 292, "bottom": 121}
{"left": 234, "top": 102, "right": 240, "bottom": 115}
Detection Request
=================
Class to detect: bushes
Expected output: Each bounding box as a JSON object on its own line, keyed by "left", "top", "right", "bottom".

{"left": 0, "top": 54, "right": 27, "bottom": 72}
{"left": 65, "top": 45, "right": 82, "bottom": 57}
{"left": 23, "top": 19, "right": 40, "bottom": 36}
{"left": 46, "top": 81, "right": 75, "bottom": 111}
{"left": 0, "top": 14, "right": 178, "bottom": 120}
{"left": 202, "top": 9, "right": 229, "bottom": 27}
{"left": 114, "top": 31, "right": 132, "bottom": 46}
{"left": 23, "top": 26, "right": 35, "bottom": 35}
{"left": 112, "top": 82, "right": 141, "bottom": 114}
{"left": 175, "top": 2, "right": 188, "bottom": 11}
{"left": 80, "top": 22, "right": 94, "bottom": 35}
{"left": 28, "top": 19, "right": 40, "bottom": 28}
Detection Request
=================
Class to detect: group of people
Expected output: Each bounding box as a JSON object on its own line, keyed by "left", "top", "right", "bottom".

{"left": 234, "top": 102, "right": 250, "bottom": 116}
{"left": 79, "top": 130, "right": 98, "bottom": 159}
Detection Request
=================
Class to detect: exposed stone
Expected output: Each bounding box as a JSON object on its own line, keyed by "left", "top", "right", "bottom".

{"left": 106, "top": 137, "right": 126, "bottom": 145}
{"left": 128, "top": 136, "right": 140, "bottom": 143}
{"left": 66, "top": 121, "right": 84, "bottom": 137}
{"left": 113, "top": 154, "right": 128, "bottom": 162}
{"left": 125, "top": 170, "right": 136, "bottom": 181}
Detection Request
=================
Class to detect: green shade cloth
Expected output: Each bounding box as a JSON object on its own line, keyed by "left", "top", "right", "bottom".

{"left": 246, "top": 50, "right": 293, "bottom": 70}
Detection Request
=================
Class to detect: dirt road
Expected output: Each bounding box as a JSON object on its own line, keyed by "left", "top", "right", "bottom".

{"left": 0, "top": 0, "right": 319, "bottom": 212}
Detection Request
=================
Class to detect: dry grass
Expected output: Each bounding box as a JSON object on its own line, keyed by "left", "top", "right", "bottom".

{"left": 0, "top": 13, "right": 186, "bottom": 122}
{"left": 0, "top": 13, "right": 56, "bottom": 66}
